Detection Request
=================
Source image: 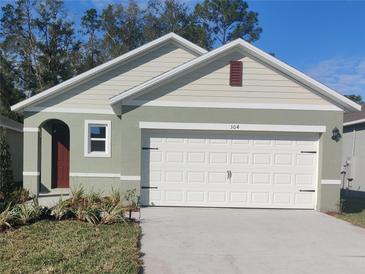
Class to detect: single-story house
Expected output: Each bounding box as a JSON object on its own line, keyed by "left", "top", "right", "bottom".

{"left": 11, "top": 33, "right": 361, "bottom": 211}
{"left": 0, "top": 115, "right": 23, "bottom": 184}
{"left": 342, "top": 104, "right": 365, "bottom": 195}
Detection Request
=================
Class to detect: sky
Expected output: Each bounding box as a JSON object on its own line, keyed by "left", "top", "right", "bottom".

{"left": 2, "top": 0, "right": 365, "bottom": 98}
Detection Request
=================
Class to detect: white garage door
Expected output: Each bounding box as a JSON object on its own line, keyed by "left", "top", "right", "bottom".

{"left": 141, "top": 130, "right": 319, "bottom": 209}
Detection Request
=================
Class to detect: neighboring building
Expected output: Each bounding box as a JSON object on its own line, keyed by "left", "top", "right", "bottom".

{"left": 11, "top": 33, "right": 361, "bottom": 211}
{"left": 342, "top": 104, "right": 365, "bottom": 195}
{"left": 0, "top": 115, "right": 23, "bottom": 184}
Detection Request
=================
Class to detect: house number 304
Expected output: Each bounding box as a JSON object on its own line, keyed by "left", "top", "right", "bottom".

{"left": 230, "top": 124, "right": 240, "bottom": 130}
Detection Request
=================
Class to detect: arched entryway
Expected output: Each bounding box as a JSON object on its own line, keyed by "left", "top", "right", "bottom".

{"left": 40, "top": 119, "right": 70, "bottom": 189}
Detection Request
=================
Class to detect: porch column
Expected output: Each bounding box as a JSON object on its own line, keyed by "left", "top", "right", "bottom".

{"left": 23, "top": 127, "right": 40, "bottom": 195}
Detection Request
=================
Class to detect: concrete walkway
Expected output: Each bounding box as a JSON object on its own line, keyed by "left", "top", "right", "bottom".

{"left": 140, "top": 207, "right": 365, "bottom": 274}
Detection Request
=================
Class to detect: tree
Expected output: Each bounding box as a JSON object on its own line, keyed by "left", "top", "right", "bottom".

{"left": 0, "top": 52, "right": 25, "bottom": 121}
{"left": 194, "top": 0, "right": 262, "bottom": 46}
{"left": 143, "top": 0, "right": 210, "bottom": 48}
{"left": 345, "top": 94, "right": 363, "bottom": 104}
{"left": 0, "top": 129, "right": 15, "bottom": 195}
{"left": 100, "top": 3, "right": 126, "bottom": 59}
{"left": 121, "top": 0, "right": 144, "bottom": 51}
{"left": 100, "top": 1, "right": 144, "bottom": 60}
{"left": 0, "top": 0, "right": 43, "bottom": 95}
{"left": 81, "top": 8, "right": 102, "bottom": 70}
{"left": 34, "top": 0, "right": 80, "bottom": 93}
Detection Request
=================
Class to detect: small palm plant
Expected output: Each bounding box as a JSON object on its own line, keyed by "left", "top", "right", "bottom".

{"left": 51, "top": 196, "right": 73, "bottom": 220}
{"left": 70, "top": 185, "right": 85, "bottom": 203}
{"left": 86, "top": 190, "right": 102, "bottom": 205}
{"left": 100, "top": 203, "right": 125, "bottom": 224}
{"left": 0, "top": 204, "right": 15, "bottom": 229}
{"left": 75, "top": 206, "right": 100, "bottom": 225}
{"left": 109, "top": 188, "right": 121, "bottom": 206}
{"left": 13, "top": 198, "right": 43, "bottom": 225}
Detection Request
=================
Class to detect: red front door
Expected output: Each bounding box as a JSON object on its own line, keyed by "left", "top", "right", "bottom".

{"left": 52, "top": 123, "right": 70, "bottom": 188}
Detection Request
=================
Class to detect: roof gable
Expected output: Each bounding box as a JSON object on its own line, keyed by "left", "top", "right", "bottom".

{"left": 11, "top": 33, "right": 207, "bottom": 112}
{"left": 111, "top": 39, "right": 361, "bottom": 113}
{"left": 128, "top": 49, "right": 339, "bottom": 110}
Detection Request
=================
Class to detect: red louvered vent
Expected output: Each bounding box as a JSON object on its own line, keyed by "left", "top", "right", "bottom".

{"left": 229, "top": 61, "right": 243, "bottom": 86}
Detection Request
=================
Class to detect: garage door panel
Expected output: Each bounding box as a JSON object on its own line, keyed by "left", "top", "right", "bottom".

{"left": 141, "top": 130, "right": 318, "bottom": 209}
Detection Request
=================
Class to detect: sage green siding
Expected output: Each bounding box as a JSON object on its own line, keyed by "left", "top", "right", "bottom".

{"left": 23, "top": 107, "right": 342, "bottom": 211}
{"left": 342, "top": 123, "right": 365, "bottom": 192}
{"left": 1, "top": 129, "right": 23, "bottom": 183}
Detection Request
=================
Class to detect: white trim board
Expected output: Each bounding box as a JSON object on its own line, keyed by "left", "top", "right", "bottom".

{"left": 126, "top": 100, "right": 342, "bottom": 111}
{"left": 11, "top": 33, "right": 207, "bottom": 112}
{"left": 23, "top": 127, "right": 39, "bottom": 133}
{"left": 321, "top": 180, "right": 341, "bottom": 185}
{"left": 70, "top": 173, "right": 140, "bottom": 181}
{"left": 84, "top": 120, "right": 112, "bottom": 158}
{"left": 120, "top": 176, "right": 141, "bottom": 181}
{"left": 23, "top": 171, "right": 40, "bottom": 176}
{"left": 139, "top": 122, "right": 326, "bottom": 133}
{"left": 344, "top": 118, "right": 365, "bottom": 127}
{"left": 0, "top": 124, "right": 23, "bottom": 133}
{"left": 110, "top": 38, "right": 360, "bottom": 113}
{"left": 26, "top": 107, "right": 114, "bottom": 115}
{"left": 70, "top": 172, "right": 120, "bottom": 178}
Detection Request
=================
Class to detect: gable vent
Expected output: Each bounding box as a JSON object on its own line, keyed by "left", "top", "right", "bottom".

{"left": 229, "top": 61, "right": 243, "bottom": 86}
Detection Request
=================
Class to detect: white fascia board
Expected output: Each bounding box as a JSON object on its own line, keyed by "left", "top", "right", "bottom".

{"left": 110, "top": 38, "right": 361, "bottom": 113}
{"left": 139, "top": 122, "right": 326, "bottom": 133}
{"left": 126, "top": 99, "right": 342, "bottom": 111}
{"left": 343, "top": 118, "right": 365, "bottom": 127}
{"left": 26, "top": 106, "right": 114, "bottom": 115}
{"left": 11, "top": 33, "right": 207, "bottom": 112}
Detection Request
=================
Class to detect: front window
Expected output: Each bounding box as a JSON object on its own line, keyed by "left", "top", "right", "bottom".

{"left": 84, "top": 120, "right": 111, "bottom": 157}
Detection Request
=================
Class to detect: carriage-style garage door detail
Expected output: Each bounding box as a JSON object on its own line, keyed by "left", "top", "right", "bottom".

{"left": 141, "top": 130, "right": 319, "bottom": 209}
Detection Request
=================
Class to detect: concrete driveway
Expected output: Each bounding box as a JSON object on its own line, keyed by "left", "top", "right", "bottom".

{"left": 140, "top": 207, "right": 365, "bottom": 274}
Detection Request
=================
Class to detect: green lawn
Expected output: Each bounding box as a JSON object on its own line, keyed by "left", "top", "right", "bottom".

{"left": 336, "top": 211, "right": 365, "bottom": 228}
{"left": 0, "top": 220, "right": 141, "bottom": 274}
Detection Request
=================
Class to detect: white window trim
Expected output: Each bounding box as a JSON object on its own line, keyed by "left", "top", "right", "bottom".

{"left": 84, "top": 120, "right": 111, "bottom": 158}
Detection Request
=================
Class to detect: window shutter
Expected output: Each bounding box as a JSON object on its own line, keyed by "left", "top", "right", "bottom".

{"left": 229, "top": 61, "right": 243, "bottom": 86}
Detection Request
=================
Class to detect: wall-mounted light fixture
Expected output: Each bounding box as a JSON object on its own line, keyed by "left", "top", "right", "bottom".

{"left": 332, "top": 127, "right": 342, "bottom": 142}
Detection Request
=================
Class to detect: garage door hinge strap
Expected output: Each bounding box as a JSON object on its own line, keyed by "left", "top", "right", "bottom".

{"left": 141, "top": 186, "right": 158, "bottom": 189}
{"left": 299, "top": 189, "right": 315, "bottom": 192}
{"left": 300, "top": 151, "right": 316, "bottom": 154}
{"left": 142, "top": 147, "right": 159, "bottom": 150}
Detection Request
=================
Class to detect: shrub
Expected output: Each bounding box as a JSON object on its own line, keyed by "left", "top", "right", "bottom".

{"left": 100, "top": 204, "right": 125, "bottom": 224}
{"left": 51, "top": 197, "right": 74, "bottom": 220}
{"left": 12, "top": 198, "right": 42, "bottom": 225}
{"left": 86, "top": 190, "right": 102, "bottom": 205}
{"left": 109, "top": 188, "right": 121, "bottom": 206}
{"left": 70, "top": 185, "right": 85, "bottom": 202}
{"left": 75, "top": 206, "right": 100, "bottom": 225}
{"left": 10, "top": 188, "right": 31, "bottom": 204}
{"left": 125, "top": 189, "right": 138, "bottom": 208}
{"left": 0, "top": 129, "right": 15, "bottom": 195}
{"left": 0, "top": 204, "right": 15, "bottom": 230}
